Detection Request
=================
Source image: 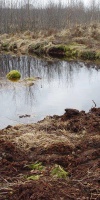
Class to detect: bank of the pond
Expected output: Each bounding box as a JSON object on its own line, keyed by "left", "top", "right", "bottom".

{"left": 0, "top": 107, "right": 100, "bottom": 199}
{"left": 0, "top": 24, "right": 100, "bottom": 63}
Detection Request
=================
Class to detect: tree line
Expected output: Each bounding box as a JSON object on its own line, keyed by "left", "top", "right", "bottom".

{"left": 0, "top": 0, "right": 100, "bottom": 33}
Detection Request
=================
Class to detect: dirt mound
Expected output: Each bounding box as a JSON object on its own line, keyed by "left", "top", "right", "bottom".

{"left": 4, "top": 180, "right": 82, "bottom": 200}
{"left": 0, "top": 108, "right": 100, "bottom": 199}
{"left": 62, "top": 108, "right": 100, "bottom": 133}
{"left": 0, "top": 139, "right": 29, "bottom": 179}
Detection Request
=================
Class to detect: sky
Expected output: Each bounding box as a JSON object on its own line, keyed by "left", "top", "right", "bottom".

{"left": 1, "top": 0, "right": 100, "bottom": 8}
{"left": 2, "top": 0, "right": 100, "bottom": 7}
{"left": 28, "top": 0, "right": 99, "bottom": 7}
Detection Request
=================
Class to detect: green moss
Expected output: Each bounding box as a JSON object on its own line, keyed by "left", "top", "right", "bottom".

{"left": 79, "top": 51, "right": 96, "bottom": 60}
{"left": 27, "top": 175, "right": 40, "bottom": 181}
{"left": 72, "top": 50, "right": 78, "bottom": 57}
{"left": 96, "top": 51, "right": 100, "bottom": 60}
{"left": 28, "top": 162, "right": 44, "bottom": 171}
{"left": 57, "top": 45, "right": 66, "bottom": 51}
{"left": 24, "top": 77, "right": 35, "bottom": 81}
{"left": 1, "top": 43, "right": 9, "bottom": 51}
{"left": 51, "top": 164, "right": 69, "bottom": 179}
{"left": 28, "top": 41, "right": 99, "bottom": 62}
{"left": 64, "top": 46, "right": 78, "bottom": 58}
{"left": 24, "top": 77, "right": 39, "bottom": 82}
{"left": 47, "top": 44, "right": 78, "bottom": 58}
{"left": 6, "top": 70, "right": 21, "bottom": 82}
{"left": 2, "top": 43, "right": 8, "bottom": 47}
{"left": 28, "top": 42, "right": 48, "bottom": 54}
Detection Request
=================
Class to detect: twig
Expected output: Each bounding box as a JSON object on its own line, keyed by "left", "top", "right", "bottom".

{"left": 92, "top": 100, "right": 96, "bottom": 107}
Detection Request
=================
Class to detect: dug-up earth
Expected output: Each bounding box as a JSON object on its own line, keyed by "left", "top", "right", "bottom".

{"left": 0, "top": 107, "right": 100, "bottom": 200}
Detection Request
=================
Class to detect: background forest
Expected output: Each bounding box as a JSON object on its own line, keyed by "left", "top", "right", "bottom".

{"left": 0, "top": 0, "right": 100, "bottom": 33}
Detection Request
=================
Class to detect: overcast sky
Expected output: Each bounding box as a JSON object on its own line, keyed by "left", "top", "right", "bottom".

{"left": 29, "top": 0, "right": 99, "bottom": 6}
{"left": 2, "top": 0, "right": 100, "bottom": 8}
{"left": 27, "top": 0, "right": 99, "bottom": 7}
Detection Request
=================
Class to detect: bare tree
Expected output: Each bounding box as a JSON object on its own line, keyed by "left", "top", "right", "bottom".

{"left": 0, "top": 0, "right": 99, "bottom": 34}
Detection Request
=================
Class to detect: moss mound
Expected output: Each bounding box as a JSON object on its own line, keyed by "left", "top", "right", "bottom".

{"left": 6, "top": 70, "right": 21, "bottom": 82}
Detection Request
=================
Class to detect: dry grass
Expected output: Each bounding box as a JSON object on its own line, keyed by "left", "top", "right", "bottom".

{"left": 0, "top": 23, "right": 100, "bottom": 61}
{"left": 1, "top": 114, "right": 86, "bottom": 152}
{"left": 14, "top": 131, "right": 73, "bottom": 150}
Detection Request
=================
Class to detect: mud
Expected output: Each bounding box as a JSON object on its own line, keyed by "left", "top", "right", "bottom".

{"left": 0, "top": 108, "right": 100, "bottom": 199}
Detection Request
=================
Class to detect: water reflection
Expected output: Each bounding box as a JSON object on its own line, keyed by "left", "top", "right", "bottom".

{"left": 0, "top": 54, "right": 100, "bottom": 129}
{"left": 0, "top": 54, "right": 81, "bottom": 83}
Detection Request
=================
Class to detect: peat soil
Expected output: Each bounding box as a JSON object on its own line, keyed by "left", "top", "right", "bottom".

{"left": 0, "top": 107, "right": 100, "bottom": 200}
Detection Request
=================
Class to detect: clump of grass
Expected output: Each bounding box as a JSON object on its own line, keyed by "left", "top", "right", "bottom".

{"left": 6, "top": 70, "right": 21, "bottom": 82}
{"left": 25, "top": 162, "right": 44, "bottom": 181}
{"left": 1, "top": 42, "right": 9, "bottom": 51}
{"left": 27, "top": 175, "right": 40, "bottom": 181}
{"left": 43, "top": 29, "right": 57, "bottom": 37}
{"left": 47, "top": 45, "right": 66, "bottom": 56}
{"left": 24, "top": 30, "right": 31, "bottom": 36}
{"left": 24, "top": 77, "right": 38, "bottom": 82}
{"left": 79, "top": 51, "right": 96, "bottom": 60}
{"left": 51, "top": 164, "right": 69, "bottom": 179}
{"left": 9, "top": 43, "right": 17, "bottom": 51}
{"left": 28, "top": 42, "right": 46, "bottom": 54}
{"left": 47, "top": 44, "right": 78, "bottom": 58}
{"left": 71, "top": 25, "right": 84, "bottom": 37}
{"left": 27, "top": 162, "right": 44, "bottom": 171}
{"left": 96, "top": 51, "right": 100, "bottom": 59}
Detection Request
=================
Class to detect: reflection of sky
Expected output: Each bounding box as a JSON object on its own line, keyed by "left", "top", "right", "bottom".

{"left": 34, "top": 67, "right": 100, "bottom": 114}
{"left": 0, "top": 56, "right": 100, "bottom": 128}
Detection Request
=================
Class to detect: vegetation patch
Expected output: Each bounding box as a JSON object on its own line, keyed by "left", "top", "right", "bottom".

{"left": 21, "top": 76, "right": 41, "bottom": 86}
{"left": 0, "top": 23, "right": 100, "bottom": 62}
{"left": 51, "top": 164, "right": 69, "bottom": 179}
{"left": 9, "top": 43, "right": 17, "bottom": 52}
{"left": 47, "top": 45, "right": 66, "bottom": 56}
{"left": 96, "top": 51, "right": 100, "bottom": 59}
{"left": 27, "top": 175, "right": 40, "bottom": 181}
{"left": 28, "top": 42, "right": 48, "bottom": 54}
{"left": 65, "top": 46, "right": 78, "bottom": 58}
{"left": 6, "top": 70, "right": 21, "bottom": 82}
{"left": 24, "top": 77, "right": 41, "bottom": 82}
{"left": 79, "top": 50, "right": 96, "bottom": 60}
{"left": 1, "top": 42, "right": 9, "bottom": 51}
{"left": 47, "top": 44, "right": 79, "bottom": 59}
{"left": 0, "top": 24, "right": 100, "bottom": 63}
{"left": 27, "top": 162, "right": 44, "bottom": 171}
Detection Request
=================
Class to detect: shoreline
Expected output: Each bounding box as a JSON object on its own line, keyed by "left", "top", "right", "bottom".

{"left": 0, "top": 24, "right": 100, "bottom": 63}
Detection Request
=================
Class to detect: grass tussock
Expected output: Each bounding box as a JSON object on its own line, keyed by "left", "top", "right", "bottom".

{"left": 0, "top": 23, "right": 100, "bottom": 62}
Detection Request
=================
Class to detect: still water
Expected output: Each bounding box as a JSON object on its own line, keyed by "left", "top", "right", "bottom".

{"left": 0, "top": 54, "right": 100, "bottom": 129}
